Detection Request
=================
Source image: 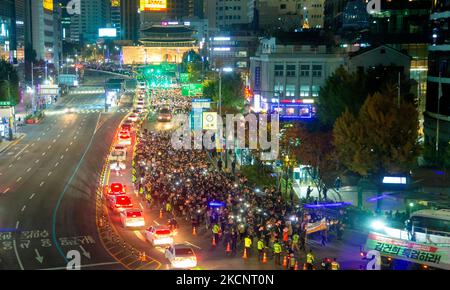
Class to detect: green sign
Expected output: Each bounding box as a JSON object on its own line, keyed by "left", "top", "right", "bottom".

{"left": 180, "top": 73, "right": 189, "bottom": 84}
{"left": 182, "top": 84, "right": 203, "bottom": 97}
{"left": 0, "top": 101, "right": 13, "bottom": 107}
{"left": 365, "top": 232, "right": 450, "bottom": 270}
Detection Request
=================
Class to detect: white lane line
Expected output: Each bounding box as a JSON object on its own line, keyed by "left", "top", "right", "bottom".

{"left": 40, "top": 181, "right": 45, "bottom": 187}
{"left": 73, "top": 136, "right": 77, "bottom": 140}
{"left": 27, "top": 167, "right": 31, "bottom": 172}
{"left": 134, "top": 231, "right": 146, "bottom": 242}
{"left": 153, "top": 221, "right": 160, "bottom": 226}
{"left": 42, "top": 152, "right": 46, "bottom": 156}
{"left": 65, "top": 148, "right": 69, "bottom": 152}
{"left": 17, "top": 156, "right": 22, "bottom": 160}
{"left": 16, "top": 177, "right": 22, "bottom": 182}
{"left": 54, "top": 162, "right": 59, "bottom": 167}
{"left": 60, "top": 155, "right": 64, "bottom": 160}
{"left": 21, "top": 205, "right": 26, "bottom": 212}
{"left": 37, "top": 137, "right": 41, "bottom": 141}
{"left": 29, "top": 193, "right": 36, "bottom": 199}
{"left": 3, "top": 187, "right": 10, "bottom": 194}
{"left": 8, "top": 164, "right": 13, "bottom": 168}
{"left": 35, "top": 159, "right": 39, "bottom": 163}
{"left": 14, "top": 144, "right": 29, "bottom": 158}
{"left": 47, "top": 145, "right": 52, "bottom": 150}
{"left": 184, "top": 241, "right": 202, "bottom": 250}
{"left": 42, "top": 132, "right": 46, "bottom": 136}
{"left": 15, "top": 221, "right": 20, "bottom": 229}
{"left": 31, "top": 143, "right": 35, "bottom": 147}
{"left": 57, "top": 134, "right": 61, "bottom": 138}
{"left": 12, "top": 240, "right": 25, "bottom": 270}
{"left": 139, "top": 203, "right": 144, "bottom": 210}
{"left": 69, "top": 141, "right": 73, "bottom": 146}
{"left": 60, "top": 129, "right": 64, "bottom": 133}
{"left": 52, "top": 139, "right": 56, "bottom": 143}
{"left": 48, "top": 171, "right": 52, "bottom": 176}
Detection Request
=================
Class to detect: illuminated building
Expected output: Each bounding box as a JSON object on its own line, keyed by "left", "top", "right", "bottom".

{"left": 424, "top": 0, "right": 450, "bottom": 156}
{"left": 70, "top": 0, "right": 109, "bottom": 42}
{"left": 121, "top": 0, "right": 139, "bottom": 42}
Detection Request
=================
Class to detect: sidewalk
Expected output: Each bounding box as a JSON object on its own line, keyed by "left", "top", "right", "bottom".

{"left": 0, "top": 132, "right": 26, "bottom": 153}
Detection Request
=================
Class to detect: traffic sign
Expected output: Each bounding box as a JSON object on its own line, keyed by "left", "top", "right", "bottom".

{"left": 202, "top": 112, "right": 217, "bottom": 130}
{"left": 0, "top": 101, "right": 13, "bottom": 107}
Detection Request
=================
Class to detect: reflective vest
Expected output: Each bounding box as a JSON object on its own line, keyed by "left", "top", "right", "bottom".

{"left": 306, "top": 253, "right": 314, "bottom": 264}
{"left": 139, "top": 187, "right": 144, "bottom": 194}
{"left": 257, "top": 240, "right": 264, "bottom": 250}
{"left": 331, "top": 261, "right": 340, "bottom": 270}
{"left": 145, "top": 194, "right": 152, "bottom": 201}
{"left": 212, "top": 224, "right": 220, "bottom": 234}
{"left": 290, "top": 256, "right": 296, "bottom": 267}
{"left": 244, "top": 237, "right": 252, "bottom": 248}
{"left": 165, "top": 203, "right": 171, "bottom": 212}
{"left": 132, "top": 175, "right": 137, "bottom": 183}
{"left": 292, "top": 234, "right": 299, "bottom": 244}
{"left": 273, "top": 243, "right": 282, "bottom": 254}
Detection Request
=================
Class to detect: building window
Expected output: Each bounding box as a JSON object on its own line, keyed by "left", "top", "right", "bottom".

{"left": 311, "top": 86, "right": 320, "bottom": 97}
{"left": 312, "top": 65, "right": 322, "bottom": 77}
{"left": 280, "top": 4, "right": 286, "bottom": 9}
{"left": 300, "top": 65, "right": 310, "bottom": 77}
{"left": 300, "top": 85, "right": 310, "bottom": 97}
{"left": 286, "top": 65, "right": 296, "bottom": 77}
{"left": 274, "top": 84, "right": 284, "bottom": 97}
{"left": 286, "top": 85, "right": 296, "bottom": 97}
{"left": 274, "top": 64, "right": 284, "bottom": 77}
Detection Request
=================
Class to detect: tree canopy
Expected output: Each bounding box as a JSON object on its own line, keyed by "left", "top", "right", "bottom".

{"left": 203, "top": 72, "right": 245, "bottom": 114}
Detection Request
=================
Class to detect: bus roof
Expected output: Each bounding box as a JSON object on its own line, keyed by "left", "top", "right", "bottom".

{"left": 411, "top": 209, "right": 450, "bottom": 221}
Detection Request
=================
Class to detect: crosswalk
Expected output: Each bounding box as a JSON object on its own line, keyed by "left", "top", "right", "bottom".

{"left": 75, "top": 108, "right": 130, "bottom": 114}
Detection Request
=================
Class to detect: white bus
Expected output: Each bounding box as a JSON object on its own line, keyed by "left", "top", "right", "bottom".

{"left": 409, "top": 209, "right": 450, "bottom": 237}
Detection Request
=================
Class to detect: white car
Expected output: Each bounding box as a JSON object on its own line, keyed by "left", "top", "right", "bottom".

{"left": 165, "top": 244, "right": 197, "bottom": 269}
{"left": 128, "top": 114, "right": 138, "bottom": 122}
{"left": 109, "top": 145, "right": 127, "bottom": 163}
{"left": 120, "top": 209, "right": 145, "bottom": 228}
{"left": 145, "top": 226, "right": 173, "bottom": 246}
{"left": 118, "top": 130, "right": 131, "bottom": 146}
{"left": 136, "top": 101, "right": 144, "bottom": 109}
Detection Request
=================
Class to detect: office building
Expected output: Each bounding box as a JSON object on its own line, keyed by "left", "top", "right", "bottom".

{"left": 71, "top": 0, "right": 109, "bottom": 43}
{"left": 121, "top": 0, "right": 139, "bottom": 42}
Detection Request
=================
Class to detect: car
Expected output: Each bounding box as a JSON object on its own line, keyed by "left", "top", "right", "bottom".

{"left": 118, "top": 130, "right": 131, "bottom": 146}
{"left": 157, "top": 107, "right": 172, "bottom": 122}
{"left": 136, "top": 101, "right": 145, "bottom": 109}
{"left": 109, "top": 145, "right": 127, "bottom": 163}
{"left": 121, "top": 123, "right": 132, "bottom": 132}
{"left": 165, "top": 244, "right": 197, "bottom": 269}
{"left": 145, "top": 226, "right": 174, "bottom": 246}
{"left": 120, "top": 209, "right": 145, "bottom": 228}
{"left": 108, "top": 195, "right": 133, "bottom": 213}
{"left": 104, "top": 182, "right": 127, "bottom": 196}
{"left": 64, "top": 107, "right": 75, "bottom": 114}
{"left": 132, "top": 109, "right": 141, "bottom": 116}
{"left": 128, "top": 114, "right": 138, "bottom": 122}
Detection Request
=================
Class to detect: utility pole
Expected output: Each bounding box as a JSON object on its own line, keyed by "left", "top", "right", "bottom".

{"left": 397, "top": 71, "right": 401, "bottom": 108}
{"left": 436, "top": 72, "right": 442, "bottom": 156}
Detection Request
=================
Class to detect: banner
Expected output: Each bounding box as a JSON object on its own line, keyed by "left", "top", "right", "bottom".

{"left": 365, "top": 232, "right": 450, "bottom": 270}
{"left": 306, "top": 218, "right": 327, "bottom": 235}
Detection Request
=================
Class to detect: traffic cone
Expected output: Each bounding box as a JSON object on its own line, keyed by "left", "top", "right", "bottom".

{"left": 141, "top": 251, "right": 147, "bottom": 262}
{"left": 294, "top": 261, "right": 299, "bottom": 270}
{"left": 192, "top": 226, "right": 197, "bottom": 236}
{"left": 242, "top": 248, "right": 248, "bottom": 259}
{"left": 159, "top": 208, "right": 163, "bottom": 218}
{"left": 282, "top": 255, "right": 288, "bottom": 267}
{"left": 212, "top": 236, "right": 216, "bottom": 246}
{"left": 303, "top": 263, "right": 307, "bottom": 270}
{"left": 262, "top": 252, "right": 267, "bottom": 264}
{"left": 226, "top": 242, "right": 231, "bottom": 254}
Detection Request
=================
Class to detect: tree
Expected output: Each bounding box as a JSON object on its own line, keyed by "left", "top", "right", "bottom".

{"left": 203, "top": 72, "right": 245, "bottom": 114}
{"left": 0, "top": 59, "right": 20, "bottom": 105}
{"left": 181, "top": 49, "right": 203, "bottom": 82}
{"left": 333, "top": 92, "right": 420, "bottom": 210}
{"left": 318, "top": 65, "right": 416, "bottom": 129}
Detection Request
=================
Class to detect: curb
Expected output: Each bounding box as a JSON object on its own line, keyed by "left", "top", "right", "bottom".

{"left": 0, "top": 133, "right": 26, "bottom": 154}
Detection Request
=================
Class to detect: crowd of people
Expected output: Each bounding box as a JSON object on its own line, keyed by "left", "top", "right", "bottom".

{"left": 132, "top": 121, "right": 347, "bottom": 269}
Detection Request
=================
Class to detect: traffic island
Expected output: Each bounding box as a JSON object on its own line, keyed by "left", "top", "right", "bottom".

{"left": 24, "top": 111, "right": 45, "bottom": 124}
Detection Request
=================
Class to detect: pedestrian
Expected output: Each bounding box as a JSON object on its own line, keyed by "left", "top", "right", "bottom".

{"left": 212, "top": 222, "right": 220, "bottom": 243}
{"left": 273, "top": 240, "right": 282, "bottom": 265}
{"left": 306, "top": 186, "right": 312, "bottom": 200}
{"left": 334, "top": 177, "right": 341, "bottom": 191}
{"left": 231, "top": 160, "right": 236, "bottom": 175}
{"left": 306, "top": 250, "right": 315, "bottom": 270}
{"left": 289, "top": 253, "right": 296, "bottom": 270}
{"left": 244, "top": 235, "right": 252, "bottom": 257}
{"left": 292, "top": 232, "right": 299, "bottom": 252}
{"left": 231, "top": 229, "right": 238, "bottom": 253}
{"left": 331, "top": 258, "right": 340, "bottom": 270}
{"left": 217, "top": 159, "right": 223, "bottom": 171}
{"left": 321, "top": 229, "right": 328, "bottom": 247}
{"left": 257, "top": 238, "right": 264, "bottom": 262}
{"left": 323, "top": 186, "right": 328, "bottom": 201}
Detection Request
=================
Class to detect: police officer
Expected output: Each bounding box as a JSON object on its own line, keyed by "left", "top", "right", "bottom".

{"left": 331, "top": 258, "right": 340, "bottom": 270}
{"left": 244, "top": 235, "right": 252, "bottom": 257}
{"left": 306, "top": 250, "right": 315, "bottom": 270}
{"left": 257, "top": 238, "right": 264, "bottom": 262}
{"left": 273, "top": 240, "right": 282, "bottom": 265}
{"left": 212, "top": 223, "right": 220, "bottom": 243}
{"left": 289, "top": 253, "right": 296, "bottom": 270}
{"left": 292, "top": 232, "right": 299, "bottom": 252}
{"left": 165, "top": 201, "right": 172, "bottom": 215}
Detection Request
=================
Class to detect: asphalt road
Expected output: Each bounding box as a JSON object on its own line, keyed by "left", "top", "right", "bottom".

{"left": 0, "top": 90, "right": 129, "bottom": 270}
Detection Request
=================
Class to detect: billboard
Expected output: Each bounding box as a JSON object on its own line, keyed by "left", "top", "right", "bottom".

{"left": 182, "top": 84, "right": 203, "bottom": 97}
{"left": 140, "top": 0, "right": 167, "bottom": 11}
{"left": 43, "top": 0, "right": 53, "bottom": 11}
{"left": 99, "top": 28, "right": 117, "bottom": 38}
{"left": 111, "top": 0, "right": 120, "bottom": 7}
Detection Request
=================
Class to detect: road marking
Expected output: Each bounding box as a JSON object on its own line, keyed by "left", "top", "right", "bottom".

{"left": 134, "top": 231, "right": 146, "bottom": 242}
{"left": 57, "top": 134, "right": 61, "bottom": 138}
{"left": 139, "top": 203, "right": 144, "bottom": 210}
{"left": 73, "top": 136, "right": 77, "bottom": 140}
{"left": 21, "top": 205, "right": 26, "bottom": 212}
{"left": 184, "top": 241, "right": 202, "bottom": 250}
{"left": 15, "top": 221, "right": 20, "bottom": 229}
{"left": 37, "top": 137, "right": 41, "bottom": 141}
{"left": 42, "top": 132, "right": 46, "bottom": 136}
{"left": 35, "top": 159, "right": 39, "bottom": 163}
{"left": 65, "top": 148, "right": 69, "bottom": 152}
{"left": 69, "top": 141, "right": 73, "bottom": 146}
{"left": 42, "top": 152, "right": 46, "bottom": 156}
{"left": 29, "top": 193, "right": 35, "bottom": 199}
{"left": 153, "top": 221, "right": 160, "bottom": 226}
{"left": 48, "top": 145, "right": 52, "bottom": 150}
{"left": 48, "top": 171, "right": 52, "bottom": 176}
{"left": 3, "top": 187, "right": 10, "bottom": 194}
{"left": 40, "top": 181, "right": 45, "bottom": 187}
{"left": 54, "top": 162, "right": 59, "bottom": 167}
{"left": 31, "top": 143, "right": 35, "bottom": 147}
{"left": 27, "top": 167, "right": 31, "bottom": 172}
{"left": 40, "top": 261, "right": 121, "bottom": 270}
{"left": 12, "top": 240, "right": 25, "bottom": 270}
{"left": 60, "top": 129, "right": 64, "bottom": 133}
{"left": 16, "top": 177, "right": 22, "bottom": 182}
{"left": 17, "top": 156, "right": 22, "bottom": 160}
{"left": 53, "top": 139, "right": 56, "bottom": 143}
{"left": 60, "top": 155, "right": 64, "bottom": 160}
{"left": 8, "top": 164, "right": 13, "bottom": 168}
{"left": 14, "top": 144, "right": 29, "bottom": 158}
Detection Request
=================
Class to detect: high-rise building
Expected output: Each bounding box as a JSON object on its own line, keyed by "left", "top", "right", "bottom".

{"left": 121, "top": 0, "right": 139, "bottom": 42}
{"left": 71, "top": 0, "right": 109, "bottom": 43}
{"left": 0, "top": 0, "right": 16, "bottom": 61}
{"left": 425, "top": 0, "right": 450, "bottom": 157}
{"left": 324, "top": 0, "right": 349, "bottom": 31}
{"left": 205, "top": 0, "right": 252, "bottom": 32}
{"left": 342, "top": 0, "right": 369, "bottom": 30}
{"left": 111, "top": 0, "right": 121, "bottom": 36}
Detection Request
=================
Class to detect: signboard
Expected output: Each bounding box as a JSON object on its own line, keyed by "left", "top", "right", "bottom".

{"left": 202, "top": 112, "right": 217, "bottom": 130}
{"left": 365, "top": 232, "right": 450, "bottom": 270}
{"left": 38, "top": 85, "right": 59, "bottom": 96}
{"left": 0, "top": 101, "right": 13, "bottom": 107}
{"left": 43, "top": 0, "right": 53, "bottom": 11}
{"left": 254, "top": 66, "right": 261, "bottom": 91}
{"left": 99, "top": 28, "right": 117, "bottom": 38}
{"left": 180, "top": 73, "right": 189, "bottom": 84}
{"left": 190, "top": 108, "right": 203, "bottom": 131}
{"left": 305, "top": 218, "right": 327, "bottom": 235}
{"left": 140, "top": 0, "right": 167, "bottom": 11}
{"left": 182, "top": 84, "right": 203, "bottom": 97}
{"left": 192, "top": 98, "right": 211, "bottom": 109}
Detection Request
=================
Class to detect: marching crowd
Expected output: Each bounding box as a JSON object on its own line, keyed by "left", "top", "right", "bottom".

{"left": 132, "top": 124, "right": 346, "bottom": 270}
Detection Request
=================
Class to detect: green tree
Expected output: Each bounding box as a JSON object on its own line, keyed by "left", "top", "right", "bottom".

{"left": 333, "top": 92, "right": 420, "bottom": 211}
{"left": 203, "top": 72, "right": 245, "bottom": 114}
{"left": 0, "top": 59, "right": 19, "bottom": 105}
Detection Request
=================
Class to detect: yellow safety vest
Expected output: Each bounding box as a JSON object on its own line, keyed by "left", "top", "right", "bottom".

{"left": 290, "top": 256, "right": 296, "bottom": 267}
{"left": 257, "top": 240, "right": 264, "bottom": 250}
{"left": 166, "top": 203, "right": 171, "bottom": 212}
{"left": 292, "top": 234, "right": 299, "bottom": 243}
{"left": 244, "top": 238, "right": 252, "bottom": 248}
{"left": 212, "top": 225, "right": 219, "bottom": 234}
{"left": 273, "top": 243, "right": 281, "bottom": 254}
{"left": 307, "top": 253, "right": 314, "bottom": 264}
{"left": 331, "top": 261, "right": 340, "bottom": 270}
